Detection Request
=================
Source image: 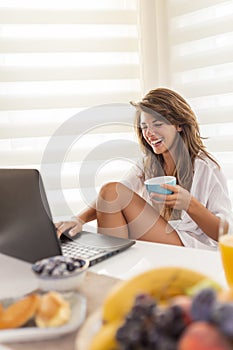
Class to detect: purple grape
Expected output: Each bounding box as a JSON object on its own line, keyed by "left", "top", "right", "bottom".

{"left": 116, "top": 294, "right": 158, "bottom": 349}
{"left": 190, "top": 287, "right": 216, "bottom": 322}
{"left": 156, "top": 304, "right": 186, "bottom": 338}
{"left": 116, "top": 294, "right": 181, "bottom": 349}
{"left": 32, "top": 255, "right": 85, "bottom": 276}
{"left": 211, "top": 302, "right": 233, "bottom": 339}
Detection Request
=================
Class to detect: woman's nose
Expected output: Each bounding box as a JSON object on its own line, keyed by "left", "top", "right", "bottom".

{"left": 146, "top": 125, "right": 156, "bottom": 136}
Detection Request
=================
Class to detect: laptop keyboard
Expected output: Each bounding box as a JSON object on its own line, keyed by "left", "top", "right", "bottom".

{"left": 59, "top": 230, "right": 135, "bottom": 266}
{"left": 61, "top": 240, "right": 108, "bottom": 260}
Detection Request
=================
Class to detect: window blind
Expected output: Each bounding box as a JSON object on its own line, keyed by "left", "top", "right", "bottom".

{"left": 0, "top": 0, "right": 141, "bottom": 221}
{"left": 167, "top": 0, "right": 233, "bottom": 202}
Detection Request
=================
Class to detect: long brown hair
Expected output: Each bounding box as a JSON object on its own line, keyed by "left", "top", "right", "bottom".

{"left": 131, "top": 87, "right": 219, "bottom": 219}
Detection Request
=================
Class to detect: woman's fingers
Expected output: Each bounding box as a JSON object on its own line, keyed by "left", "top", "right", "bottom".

{"left": 150, "top": 185, "right": 192, "bottom": 211}
{"left": 54, "top": 219, "right": 83, "bottom": 237}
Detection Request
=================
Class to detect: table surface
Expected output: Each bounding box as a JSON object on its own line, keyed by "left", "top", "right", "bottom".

{"left": 90, "top": 240, "right": 227, "bottom": 285}
{"left": 0, "top": 240, "right": 227, "bottom": 349}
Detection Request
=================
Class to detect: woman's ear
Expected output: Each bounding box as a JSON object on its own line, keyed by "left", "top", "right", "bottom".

{"left": 177, "top": 125, "right": 182, "bottom": 132}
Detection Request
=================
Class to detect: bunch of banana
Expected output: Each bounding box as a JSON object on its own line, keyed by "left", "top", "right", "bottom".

{"left": 89, "top": 266, "right": 221, "bottom": 350}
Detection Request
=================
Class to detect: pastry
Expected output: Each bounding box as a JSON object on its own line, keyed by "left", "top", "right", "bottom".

{"left": 0, "top": 303, "right": 3, "bottom": 316}
{"left": 35, "top": 291, "right": 71, "bottom": 327}
{"left": 0, "top": 293, "right": 40, "bottom": 329}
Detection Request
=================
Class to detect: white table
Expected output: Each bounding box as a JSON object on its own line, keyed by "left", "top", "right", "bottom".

{"left": 90, "top": 240, "right": 227, "bottom": 286}
{"left": 0, "top": 240, "right": 227, "bottom": 299}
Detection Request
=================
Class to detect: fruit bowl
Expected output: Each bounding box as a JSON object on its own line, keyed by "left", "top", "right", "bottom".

{"left": 75, "top": 266, "right": 233, "bottom": 350}
{"left": 32, "top": 255, "right": 89, "bottom": 292}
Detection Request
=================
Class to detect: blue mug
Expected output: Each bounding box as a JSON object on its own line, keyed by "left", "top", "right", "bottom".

{"left": 144, "top": 176, "right": 176, "bottom": 195}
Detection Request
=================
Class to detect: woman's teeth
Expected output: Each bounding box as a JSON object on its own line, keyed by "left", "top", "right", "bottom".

{"left": 151, "top": 138, "right": 163, "bottom": 145}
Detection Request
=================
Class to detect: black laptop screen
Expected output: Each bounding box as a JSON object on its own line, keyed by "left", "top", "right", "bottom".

{"left": 0, "top": 169, "right": 62, "bottom": 263}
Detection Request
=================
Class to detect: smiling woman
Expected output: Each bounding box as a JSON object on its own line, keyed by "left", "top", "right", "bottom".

{"left": 57, "top": 87, "right": 232, "bottom": 250}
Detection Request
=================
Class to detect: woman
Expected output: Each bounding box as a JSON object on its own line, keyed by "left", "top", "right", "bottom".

{"left": 56, "top": 88, "right": 232, "bottom": 249}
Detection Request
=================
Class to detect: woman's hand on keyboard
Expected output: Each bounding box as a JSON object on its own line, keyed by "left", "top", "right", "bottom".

{"left": 55, "top": 216, "right": 84, "bottom": 238}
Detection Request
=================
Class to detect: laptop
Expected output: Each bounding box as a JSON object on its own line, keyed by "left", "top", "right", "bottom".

{"left": 0, "top": 169, "right": 135, "bottom": 265}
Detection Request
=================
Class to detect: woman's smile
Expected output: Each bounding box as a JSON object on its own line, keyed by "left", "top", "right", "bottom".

{"left": 150, "top": 137, "right": 164, "bottom": 147}
{"left": 140, "top": 112, "right": 179, "bottom": 155}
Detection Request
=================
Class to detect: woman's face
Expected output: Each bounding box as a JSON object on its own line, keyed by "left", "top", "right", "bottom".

{"left": 140, "top": 112, "right": 181, "bottom": 155}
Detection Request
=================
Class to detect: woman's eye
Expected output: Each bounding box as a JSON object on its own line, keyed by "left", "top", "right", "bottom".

{"left": 140, "top": 122, "right": 163, "bottom": 130}
{"left": 153, "top": 123, "right": 163, "bottom": 127}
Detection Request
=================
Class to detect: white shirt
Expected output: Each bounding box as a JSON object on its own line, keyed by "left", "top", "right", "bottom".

{"left": 120, "top": 157, "right": 232, "bottom": 250}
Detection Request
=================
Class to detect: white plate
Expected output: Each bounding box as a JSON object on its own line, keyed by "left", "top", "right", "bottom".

{"left": 0, "top": 292, "right": 86, "bottom": 343}
{"left": 75, "top": 309, "right": 102, "bottom": 350}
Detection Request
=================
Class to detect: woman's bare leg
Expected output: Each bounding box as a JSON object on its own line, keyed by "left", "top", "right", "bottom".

{"left": 96, "top": 182, "right": 183, "bottom": 246}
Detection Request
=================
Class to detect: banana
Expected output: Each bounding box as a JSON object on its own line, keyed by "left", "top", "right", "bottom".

{"left": 89, "top": 319, "right": 122, "bottom": 350}
{"left": 102, "top": 266, "right": 221, "bottom": 323}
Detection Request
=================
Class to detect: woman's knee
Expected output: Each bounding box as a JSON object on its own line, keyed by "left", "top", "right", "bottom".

{"left": 99, "top": 181, "right": 123, "bottom": 201}
{"left": 98, "top": 182, "right": 134, "bottom": 212}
